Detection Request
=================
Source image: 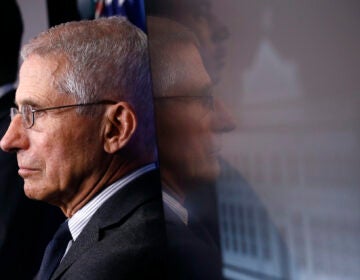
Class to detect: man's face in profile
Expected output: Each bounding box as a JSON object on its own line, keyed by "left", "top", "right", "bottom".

{"left": 154, "top": 43, "right": 234, "bottom": 190}
{"left": 0, "top": 55, "right": 105, "bottom": 206}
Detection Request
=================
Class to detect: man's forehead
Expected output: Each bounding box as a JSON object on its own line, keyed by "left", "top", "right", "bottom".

{"left": 174, "top": 66, "right": 213, "bottom": 94}
{"left": 20, "top": 54, "right": 62, "bottom": 77}
{"left": 16, "top": 56, "right": 69, "bottom": 106}
{"left": 166, "top": 46, "right": 212, "bottom": 95}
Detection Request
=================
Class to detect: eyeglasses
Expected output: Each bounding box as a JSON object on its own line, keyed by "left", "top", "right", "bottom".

{"left": 10, "top": 100, "right": 116, "bottom": 129}
{"left": 154, "top": 95, "right": 215, "bottom": 110}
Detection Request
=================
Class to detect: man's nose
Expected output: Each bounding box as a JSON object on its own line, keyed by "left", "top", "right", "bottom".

{"left": 211, "top": 99, "right": 236, "bottom": 133}
{"left": 0, "top": 115, "right": 28, "bottom": 153}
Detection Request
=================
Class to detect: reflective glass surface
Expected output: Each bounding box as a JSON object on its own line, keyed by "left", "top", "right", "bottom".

{"left": 147, "top": 1, "right": 360, "bottom": 279}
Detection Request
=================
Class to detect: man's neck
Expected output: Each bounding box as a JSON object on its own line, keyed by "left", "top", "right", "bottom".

{"left": 60, "top": 158, "right": 156, "bottom": 217}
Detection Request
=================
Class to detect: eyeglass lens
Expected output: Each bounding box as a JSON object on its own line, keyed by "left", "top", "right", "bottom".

{"left": 10, "top": 106, "right": 34, "bottom": 128}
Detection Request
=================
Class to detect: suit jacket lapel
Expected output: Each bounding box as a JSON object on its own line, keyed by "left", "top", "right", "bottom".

{"left": 51, "top": 222, "right": 99, "bottom": 279}
{"left": 51, "top": 169, "right": 162, "bottom": 279}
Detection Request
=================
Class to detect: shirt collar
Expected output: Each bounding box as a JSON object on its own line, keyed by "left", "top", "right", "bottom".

{"left": 162, "top": 189, "right": 188, "bottom": 226}
{"left": 68, "top": 163, "right": 157, "bottom": 241}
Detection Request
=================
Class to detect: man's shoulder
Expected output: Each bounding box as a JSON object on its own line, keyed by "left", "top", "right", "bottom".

{"left": 94, "top": 168, "right": 163, "bottom": 224}
{"left": 84, "top": 168, "right": 165, "bottom": 241}
{"left": 56, "top": 169, "right": 167, "bottom": 279}
{"left": 163, "top": 198, "right": 224, "bottom": 280}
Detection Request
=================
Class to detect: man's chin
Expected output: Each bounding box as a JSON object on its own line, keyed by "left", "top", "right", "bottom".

{"left": 191, "top": 162, "right": 221, "bottom": 186}
{"left": 24, "top": 182, "right": 47, "bottom": 201}
{"left": 24, "top": 185, "right": 40, "bottom": 200}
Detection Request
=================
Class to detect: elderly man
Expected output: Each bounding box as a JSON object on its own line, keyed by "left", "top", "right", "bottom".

{"left": 0, "top": 17, "right": 166, "bottom": 280}
{"left": 147, "top": 17, "right": 235, "bottom": 279}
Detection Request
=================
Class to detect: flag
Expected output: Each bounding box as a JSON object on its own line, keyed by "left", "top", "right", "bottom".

{"left": 95, "top": 0, "right": 146, "bottom": 32}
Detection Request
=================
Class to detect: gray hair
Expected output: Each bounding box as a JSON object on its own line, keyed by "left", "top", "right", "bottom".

{"left": 21, "top": 16, "right": 151, "bottom": 118}
{"left": 22, "top": 16, "right": 155, "bottom": 155}
{"left": 147, "top": 16, "right": 200, "bottom": 97}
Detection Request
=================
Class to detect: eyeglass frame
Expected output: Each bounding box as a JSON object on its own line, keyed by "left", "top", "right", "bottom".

{"left": 10, "top": 100, "right": 117, "bottom": 129}
{"left": 154, "top": 95, "right": 215, "bottom": 110}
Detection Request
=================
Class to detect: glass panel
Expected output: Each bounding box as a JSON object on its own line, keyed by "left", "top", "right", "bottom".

{"left": 147, "top": 1, "right": 360, "bottom": 279}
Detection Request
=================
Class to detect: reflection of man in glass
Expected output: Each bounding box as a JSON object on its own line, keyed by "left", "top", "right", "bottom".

{"left": 148, "top": 17, "right": 234, "bottom": 279}
{"left": 146, "top": 0, "right": 234, "bottom": 246}
{"left": 148, "top": 1, "right": 295, "bottom": 279}
{"left": 147, "top": 0, "right": 228, "bottom": 84}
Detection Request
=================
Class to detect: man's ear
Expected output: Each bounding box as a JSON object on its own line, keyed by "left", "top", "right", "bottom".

{"left": 103, "top": 102, "right": 137, "bottom": 154}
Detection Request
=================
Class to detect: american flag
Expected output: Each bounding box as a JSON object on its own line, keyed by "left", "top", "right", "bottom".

{"left": 95, "top": 0, "right": 146, "bottom": 32}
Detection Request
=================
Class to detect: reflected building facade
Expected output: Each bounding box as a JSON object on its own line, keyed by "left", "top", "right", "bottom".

{"left": 213, "top": 1, "right": 360, "bottom": 279}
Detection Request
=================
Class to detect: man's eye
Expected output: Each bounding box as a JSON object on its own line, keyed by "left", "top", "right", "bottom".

{"left": 33, "top": 110, "right": 46, "bottom": 117}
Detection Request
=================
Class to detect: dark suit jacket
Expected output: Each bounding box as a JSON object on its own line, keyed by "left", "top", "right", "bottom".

{"left": 163, "top": 202, "right": 223, "bottom": 280}
{"left": 50, "top": 169, "right": 167, "bottom": 280}
{"left": 0, "top": 89, "right": 64, "bottom": 279}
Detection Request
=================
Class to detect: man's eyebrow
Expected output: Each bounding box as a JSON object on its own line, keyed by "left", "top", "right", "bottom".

{"left": 15, "top": 99, "right": 41, "bottom": 108}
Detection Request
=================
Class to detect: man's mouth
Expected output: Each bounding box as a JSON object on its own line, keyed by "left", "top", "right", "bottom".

{"left": 18, "top": 166, "right": 39, "bottom": 177}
